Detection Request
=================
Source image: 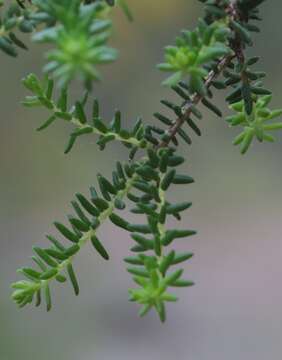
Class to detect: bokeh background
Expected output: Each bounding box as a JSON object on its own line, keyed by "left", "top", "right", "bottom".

{"left": 1, "top": 1, "right": 282, "bottom": 359}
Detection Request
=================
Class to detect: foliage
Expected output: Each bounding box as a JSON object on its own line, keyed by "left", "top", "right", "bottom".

{"left": 157, "top": 20, "right": 231, "bottom": 91}
{"left": 1, "top": 0, "right": 280, "bottom": 322}
{"left": 227, "top": 95, "right": 282, "bottom": 154}
{"left": 32, "top": 1, "right": 117, "bottom": 88}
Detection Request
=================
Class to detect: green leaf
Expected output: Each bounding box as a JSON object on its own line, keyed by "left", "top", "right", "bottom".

{"left": 241, "top": 128, "right": 254, "bottom": 154}
{"left": 54, "top": 222, "right": 79, "bottom": 243}
{"left": 172, "top": 174, "right": 194, "bottom": 185}
{"left": 75, "top": 101, "right": 87, "bottom": 124}
{"left": 118, "top": 0, "right": 133, "bottom": 21}
{"left": 40, "top": 268, "right": 58, "bottom": 280}
{"left": 231, "top": 20, "right": 253, "bottom": 45}
{"left": 166, "top": 202, "right": 192, "bottom": 214}
{"left": 90, "top": 235, "right": 109, "bottom": 260}
{"left": 163, "top": 71, "right": 183, "bottom": 87}
{"left": 45, "top": 284, "right": 52, "bottom": 312}
{"left": 0, "top": 37, "right": 17, "bottom": 57}
{"left": 67, "top": 264, "right": 79, "bottom": 296}
{"left": 161, "top": 169, "right": 176, "bottom": 191}
{"left": 33, "top": 247, "right": 58, "bottom": 268}
{"left": 76, "top": 193, "right": 100, "bottom": 216}
{"left": 37, "top": 115, "right": 56, "bottom": 131}
{"left": 109, "top": 213, "right": 129, "bottom": 230}
{"left": 241, "top": 82, "right": 253, "bottom": 115}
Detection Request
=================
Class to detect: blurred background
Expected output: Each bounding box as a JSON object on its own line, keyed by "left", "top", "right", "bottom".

{"left": 1, "top": 1, "right": 282, "bottom": 359}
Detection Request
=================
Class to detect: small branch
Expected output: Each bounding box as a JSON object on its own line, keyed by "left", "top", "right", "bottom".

{"left": 49, "top": 104, "right": 145, "bottom": 148}
{"left": 159, "top": 0, "right": 241, "bottom": 148}
{"left": 11, "top": 172, "right": 140, "bottom": 308}
{"left": 158, "top": 54, "right": 234, "bottom": 148}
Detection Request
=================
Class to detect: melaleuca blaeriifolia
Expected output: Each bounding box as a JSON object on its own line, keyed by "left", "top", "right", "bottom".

{"left": 3, "top": 0, "right": 281, "bottom": 322}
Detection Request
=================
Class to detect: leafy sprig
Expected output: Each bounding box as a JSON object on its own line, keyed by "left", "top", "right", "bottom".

{"left": 12, "top": 163, "right": 139, "bottom": 310}
{"left": 158, "top": 19, "right": 231, "bottom": 92}
{"left": 125, "top": 150, "right": 196, "bottom": 321}
{"left": 32, "top": 0, "right": 118, "bottom": 87}
{"left": 22, "top": 73, "right": 148, "bottom": 152}
{"left": 227, "top": 95, "right": 282, "bottom": 154}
